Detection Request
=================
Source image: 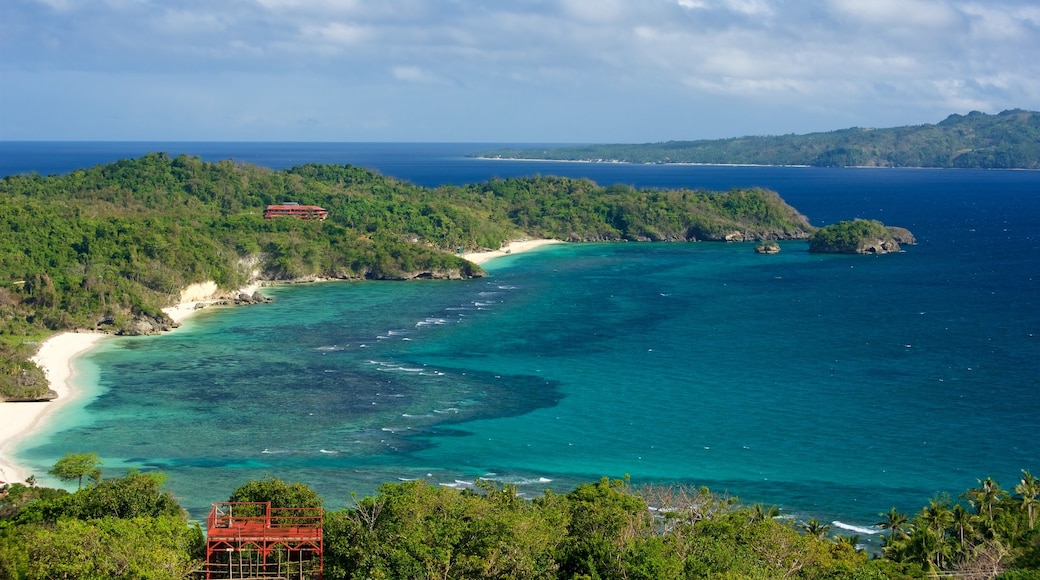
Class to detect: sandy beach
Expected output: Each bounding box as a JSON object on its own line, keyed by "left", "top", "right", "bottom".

{"left": 0, "top": 332, "right": 107, "bottom": 485}
{"left": 462, "top": 238, "right": 563, "bottom": 265}
{"left": 0, "top": 281, "right": 257, "bottom": 486}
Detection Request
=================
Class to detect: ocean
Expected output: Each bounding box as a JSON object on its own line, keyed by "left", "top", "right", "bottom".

{"left": 4, "top": 142, "right": 1039, "bottom": 547}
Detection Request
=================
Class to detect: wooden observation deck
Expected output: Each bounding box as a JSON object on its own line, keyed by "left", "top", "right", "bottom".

{"left": 204, "top": 502, "right": 323, "bottom": 579}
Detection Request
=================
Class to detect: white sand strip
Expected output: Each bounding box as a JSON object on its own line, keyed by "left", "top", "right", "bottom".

{"left": 0, "top": 281, "right": 263, "bottom": 485}
{"left": 462, "top": 239, "right": 563, "bottom": 265}
{"left": 0, "top": 332, "right": 107, "bottom": 485}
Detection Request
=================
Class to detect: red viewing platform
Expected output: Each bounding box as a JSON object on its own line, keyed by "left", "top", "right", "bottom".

{"left": 204, "top": 501, "right": 323, "bottom": 579}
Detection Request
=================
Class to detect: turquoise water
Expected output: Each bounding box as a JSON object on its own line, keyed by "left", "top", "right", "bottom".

{"left": 8, "top": 148, "right": 1039, "bottom": 550}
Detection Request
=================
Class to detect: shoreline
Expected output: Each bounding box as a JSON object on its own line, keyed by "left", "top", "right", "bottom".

{"left": 461, "top": 238, "right": 563, "bottom": 265}
{"left": 0, "top": 281, "right": 259, "bottom": 485}
{"left": 0, "top": 252, "right": 543, "bottom": 484}
{"left": 0, "top": 332, "right": 107, "bottom": 485}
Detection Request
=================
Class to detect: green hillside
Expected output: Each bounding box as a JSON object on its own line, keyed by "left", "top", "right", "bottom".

{"left": 1, "top": 153, "right": 813, "bottom": 399}
{"left": 477, "top": 109, "right": 1040, "bottom": 168}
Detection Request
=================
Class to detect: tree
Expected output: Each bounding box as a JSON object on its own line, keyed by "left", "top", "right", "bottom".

{"left": 227, "top": 476, "right": 323, "bottom": 519}
{"left": 878, "top": 507, "right": 911, "bottom": 544}
{"left": 802, "top": 518, "right": 831, "bottom": 539}
{"left": 1015, "top": 469, "right": 1039, "bottom": 529}
{"left": 24, "top": 516, "right": 203, "bottom": 579}
{"left": 963, "top": 477, "right": 1009, "bottom": 537}
{"left": 47, "top": 452, "right": 102, "bottom": 490}
{"left": 913, "top": 495, "right": 955, "bottom": 570}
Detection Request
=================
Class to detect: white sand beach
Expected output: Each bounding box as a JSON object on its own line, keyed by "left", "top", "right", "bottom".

{"left": 462, "top": 239, "right": 563, "bottom": 265}
{"left": 0, "top": 280, "right": 260, "bottom": 485}
{"left": 0, "top": 332, "right": 107, "bottom": 485}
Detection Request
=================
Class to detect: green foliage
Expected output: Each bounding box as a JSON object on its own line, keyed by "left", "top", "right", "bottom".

{"left": 478, "top": 109, "right": 1040, "bottom": 169}
{"left": 0, "top": 470, "right": 201, "bottom": 579}
{"left": 227, "top": 476, "right": 323, "bottom": 509}
{"left": 6, "top": 468, "right": 1040, "bottom": 579}
{"left": 46, "top": 452, "right": 102, "bottom": 490}
{"left": 1, "top": 153, "right": 815, "bottom": 399}
{"left": 17, "top": 470, "right": 183, "bottom": 525}
{"left": 808, "top": 219, "right": 896, "bottom": 254}
{"left": 0, "top": 342, "right": 49, "bottom": 400}
{"left": 325, "top": 479, "right": 564, "bottom": 579}
{"left": 21, "top": 516, "right": 203, "bottom": 580}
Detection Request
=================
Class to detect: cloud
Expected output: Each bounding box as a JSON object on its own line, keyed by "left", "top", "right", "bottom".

{"left": 2, "top": 0, "right": 1039, "bottom": 140}
{"left": 826, "top": 0, "right": 961, "bottom": 30}
{"left": 391, "top": 65, "right": 436, "bottom": 83}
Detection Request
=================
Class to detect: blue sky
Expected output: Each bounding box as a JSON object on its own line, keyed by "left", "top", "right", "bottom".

{"left": 2, "top": 0, "right": 1038, "bottom": 142}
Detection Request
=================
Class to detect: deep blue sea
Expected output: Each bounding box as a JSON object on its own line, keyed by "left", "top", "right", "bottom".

{"left": 3, "top": 142, "right": 1039, "bottom": 547}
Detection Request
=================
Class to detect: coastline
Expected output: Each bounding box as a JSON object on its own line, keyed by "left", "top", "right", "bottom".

{"left": 0, "top": 332, "right": 107, "bottom": 485}
{"left": 0, "top": 281, "right": 260, "bottom": 485}
{"left": 461, "top": 238, "right": 563, "bottom": 265}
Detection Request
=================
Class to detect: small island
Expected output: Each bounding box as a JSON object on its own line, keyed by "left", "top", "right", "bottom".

{"left": 754, "top": 241, "right": 781, "bottom": 254}
{"left": 808, "top": 219, "right": 916, "bottom": 254}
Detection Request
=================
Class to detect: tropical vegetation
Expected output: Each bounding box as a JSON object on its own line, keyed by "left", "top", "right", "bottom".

{"left": 0, "top": 456, "right": 1037, "bottom": 578}
{"left": 476, "top": 109, "right": 1040, "bottom": 169}
{"left": 1, "top": 152, "right": 813, "bottom": 399}
{"left": 808, "top": 219, "right": 915, "bottom": 254}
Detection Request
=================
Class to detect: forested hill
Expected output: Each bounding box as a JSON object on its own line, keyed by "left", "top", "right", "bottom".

{"left": 1, "top": 153, "right": 813, "bottom": 399}
{"left": 476, "top": 109, "right": 1040, "bottom": 169}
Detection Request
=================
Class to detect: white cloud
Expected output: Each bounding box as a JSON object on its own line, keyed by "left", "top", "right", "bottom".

{"left": 303, "top": 21, "right": 372, "bottom": 46}
{"left": 827, "top": 0, "right": 960, "bottom": 29}
{"left": 3, "top": 0, "right": 1040, "bottom": 140}
{"left": 391, "top": 65, "right": 436, "bottom": 83}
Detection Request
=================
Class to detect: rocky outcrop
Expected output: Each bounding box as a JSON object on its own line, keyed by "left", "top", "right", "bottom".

{"left": 118, "top": 312, "right": 180, "bottom": 336}
{"left": 755, "top": 241, "right": 781, "bottom": 254}
{"left": 808, "top": 219, "right": 916, "bottom": 254}
{"left": 213, "top": 291, "right": 274, "bottom": 306}
{"left": 887, "top": 227, "right": 917, "bottom": 245}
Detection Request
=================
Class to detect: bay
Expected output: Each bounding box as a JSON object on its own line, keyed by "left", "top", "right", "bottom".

{"left": 6, "top": 143, "right": 1039, "bottom": 549}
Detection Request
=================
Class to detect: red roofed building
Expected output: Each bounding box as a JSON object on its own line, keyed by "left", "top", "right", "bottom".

{"left": 264, "top": 202, "right": 328, "bottom": 220}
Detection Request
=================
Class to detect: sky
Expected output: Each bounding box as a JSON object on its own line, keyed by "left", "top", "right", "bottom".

{"left": 2, "top": 0, "right": 1039, "bottom": 143}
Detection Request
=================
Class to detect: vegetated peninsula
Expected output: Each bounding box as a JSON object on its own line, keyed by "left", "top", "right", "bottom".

{"left": 475, "top": 109, "right": 1040, "bottom": 169}
{"left": 1, "top": 153, "right": 816, "bottom": 400}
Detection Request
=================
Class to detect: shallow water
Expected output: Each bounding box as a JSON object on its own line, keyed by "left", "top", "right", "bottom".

{"left": 8, "top": 145, "right": 1039, "bottom": 551}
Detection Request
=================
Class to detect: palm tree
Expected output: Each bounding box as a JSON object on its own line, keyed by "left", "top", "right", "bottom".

{"left": 964, "top": 477, "right": 1006, "bottom": 523}
{"left": 963, "top": 477, "right": 1009, "bottom": 539}
{"left": 802, "top": 518, "right": 830, "bottom": 539}
{"left": 834, "top": 534, "right": 862, "bottom": 553}
{"left": 1015, "top": 469, "right": 1039, "bottom": 529}
{"left": 916, "top": 495, "right": 954, "bottom": 570}
{"left": 748, "top": 503, "right": 780, "bottom": 523}
{"left": 877, "top": 507, "right": 910, "bottom": 543}
{"left": 950, "top": 503, "right": 977, "bottom": 560}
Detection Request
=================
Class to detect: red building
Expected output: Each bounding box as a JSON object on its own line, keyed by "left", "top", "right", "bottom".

{"left": 204, "top": 502, "right": 323, "bottom": 579}
{"left": 264, "top": 203, "right": 328, "bottom": 220}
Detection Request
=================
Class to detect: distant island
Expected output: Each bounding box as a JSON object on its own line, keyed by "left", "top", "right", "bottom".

{"left": 475, "top": 109, "right": 1040, "bottom": 169}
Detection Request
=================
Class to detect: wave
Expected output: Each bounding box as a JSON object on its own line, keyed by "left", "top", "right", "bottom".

{"left": 416, "top": 317, "right": 451, "bottom": 327}
{"left": 832, "top": 521, "right": 881, "bottom": 535}
{"left": 319, "top": 449, "right": 338, "bottom": 454}
{"left": 439, "top": 479, "right": 475, "bottom": 489}
{"left": 503, "top": 476, "right": 553, "bottom": 485}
